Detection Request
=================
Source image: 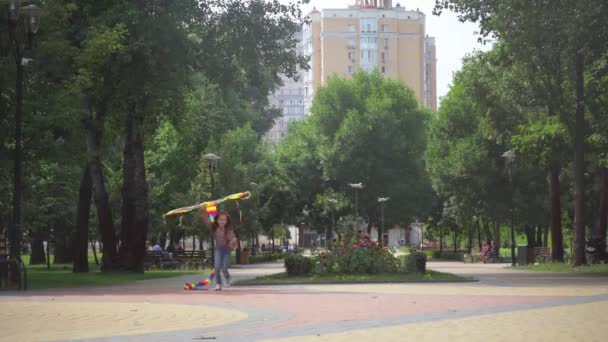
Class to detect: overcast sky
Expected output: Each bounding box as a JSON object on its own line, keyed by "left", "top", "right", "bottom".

{"left": 279, "top": 0, "right": 493, "bottom": 105}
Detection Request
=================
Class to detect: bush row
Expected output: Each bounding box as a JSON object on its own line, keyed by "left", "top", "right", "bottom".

{"left": 284, "top": 233, "right": 426, "bottom": 276}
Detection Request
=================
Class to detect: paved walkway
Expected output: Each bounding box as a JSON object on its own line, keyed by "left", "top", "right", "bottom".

{"left": 1, "top": 262, "right": 607, "bottom": 341}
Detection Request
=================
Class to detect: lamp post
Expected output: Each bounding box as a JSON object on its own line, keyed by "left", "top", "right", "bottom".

{"left": 2, "top": 0, "right": 45, "bottom": 259}
{"left": 378, "top": 197, "right": 389, "bottom": 244}
{"left": 348, "top": 183, "right": 364, "bottom": 218}
{"left": 249, "top": 181, "right": 259, "bottom": 255}
{"left": 502, "top": 150, "right": 516, "bottom": 266}
{"left": 328, "top": 198, "right": 337, "bottom": 244}
{"left": 203, "top": 153, "right": 220, "bottom": 264}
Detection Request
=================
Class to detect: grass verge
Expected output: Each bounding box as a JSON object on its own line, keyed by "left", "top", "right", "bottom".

{"left": 21, "top": 256, "right": 210, "bottom": 290}
{"left": 235, "top": 270, "right": 470, "bottom": 286}
{"left": 515, "top": 263, "right": 608, "bottom": 275}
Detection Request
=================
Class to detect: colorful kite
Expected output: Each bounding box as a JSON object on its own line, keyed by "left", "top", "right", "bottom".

{"left": 184, "top": 270, "right": 216, "bottom": 290}
{"left": 163, "top": 191, "right": 252, "bottom": 223}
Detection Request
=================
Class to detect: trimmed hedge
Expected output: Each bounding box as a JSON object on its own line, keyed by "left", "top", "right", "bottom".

{"left": 404, "top": 252, "right": 427, "bottom": 273}
{"left": 284, "top": 254, "right": 314, "bottom": 276}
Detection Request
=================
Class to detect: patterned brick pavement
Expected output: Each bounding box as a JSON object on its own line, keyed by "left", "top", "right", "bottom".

{"left": 1, "top": 262, "right": 607, "bottom": 341}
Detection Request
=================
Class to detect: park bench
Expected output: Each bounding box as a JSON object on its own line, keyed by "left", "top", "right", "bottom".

{"left": 174, "top": 250, "right": 208, "bottom": 263}
{"left": 143, "top": 251, "right": 166, "bottom": 267}
{"left": 533, "top": 247, "right": 550, "bottom": 263}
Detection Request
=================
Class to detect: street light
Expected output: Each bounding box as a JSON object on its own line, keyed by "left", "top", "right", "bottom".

{"left": 378, "top": 197, "right": 389, "bottom": 244}
{"left": 328, "top": 198, "right": 338, "bottom": 245}
{"left": 502, "top": 150, "right": 516, "bottom": 266}
{"left": 2, "top": 0, "right": 45, "bottom": 260}
{"left": 348, "top": 182, "right": 364, "bottom": 218}
{"left": 203, "top": 153, "right": 220, "bottom": 263}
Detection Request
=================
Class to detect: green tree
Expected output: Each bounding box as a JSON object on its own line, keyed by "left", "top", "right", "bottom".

{"left": 312, "top": 70, "right": 433, "bottom": 239}
{"left": 434, "top": 0, "right": 608, "bottom": 266}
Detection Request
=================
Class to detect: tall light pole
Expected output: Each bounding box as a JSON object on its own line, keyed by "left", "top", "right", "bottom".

{"left": 502, "top": 150, "right": 516, "bottom": 266}
{"left": 203, "top": 153, "right": 220, "bottom": 263}
{"left": 328, "top": 198, "right": 337, "bottom": 244}
{"left": 348, "top": 183, "right": 364, "bottom": 218}
{"left": 378, "top": 197, "right": 389, "bottom": 244}
{"left": 2, "top": 0, "right": 45, "bottom": 260}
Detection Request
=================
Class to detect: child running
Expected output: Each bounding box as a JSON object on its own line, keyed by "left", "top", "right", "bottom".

{"left": 200, "top": 207, "right": 238, "bottom": 290}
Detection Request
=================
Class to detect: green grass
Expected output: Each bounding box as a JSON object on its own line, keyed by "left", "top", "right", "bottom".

{"left": 515, "top": 263, "right": 608, "bottom": 275}
{"left": 19, "top": 253, "right": 210, "bottom": 290}
{"left": 398, "top": 246, "right": 411, "bottom": 254}
{"left": 235, "top": 270, "right": 469, "bottom": 286}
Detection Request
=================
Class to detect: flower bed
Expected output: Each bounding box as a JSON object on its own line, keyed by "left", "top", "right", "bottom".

{"left": 316, "top": 231, "right": 399, "bottom": 275}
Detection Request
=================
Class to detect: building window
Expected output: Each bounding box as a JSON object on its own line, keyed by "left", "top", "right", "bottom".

{"left": 425, "top": 90, "right": 432, "bottom": 98}
{"left": 360, "top": 18, "right": 377, "bottom": 33}
{"left": 381, "top": 52, "right": 388, "bottom": 61}
{"left": 348, "top": 65, "right": 354, "bottom": 74}
{"left": 382, "top": 24, "right": 389, "bottom": 32}
{"left": 382, "top": 66, "right": 388, "bottom": 74}
{"left": 383, "top": 38, "right": 389, "bottom": 49}
{"left": 347, "top": 38, "right": 355, "bottom": 49}
{"left": 348, "top": 51, "right": 355, "bottom": 61}
{"left": 348, "top": 24, "right": 355, "bottom": 32}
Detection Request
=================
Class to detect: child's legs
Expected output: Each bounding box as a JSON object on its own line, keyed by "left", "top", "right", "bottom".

{"left": 220, "top": 248, "right": 231, "bottom": 283}
{"left": 214, "top": 247, "right": 224, "bottom": 285}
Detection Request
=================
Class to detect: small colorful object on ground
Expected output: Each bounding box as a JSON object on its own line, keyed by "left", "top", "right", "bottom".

{"left": 184, "top": 270, "right": 216, "bottom": 290}
{"left": 163, "top": 191, "right": 251, "bottom": 223}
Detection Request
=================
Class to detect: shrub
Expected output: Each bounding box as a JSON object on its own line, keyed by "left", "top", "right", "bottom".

{"left": 284, "top": 254, "right": 314, "bottom": 276}
{"left": 404, "top": 252, "right": 427, "bottom": 273}
{"left": 315, "top": 233, "right": 399, "bottom": 275}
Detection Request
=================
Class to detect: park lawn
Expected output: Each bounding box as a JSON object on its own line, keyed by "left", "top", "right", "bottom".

{"left": 235, "top": 270, "right": 469, "bottom": 286}
{"left": 20, "top": 254, "right": 211, "bottom": 290}
{"left": 26, "top": 263, "right": 211, "bottom": 290}
{"left": 515, "top": 263, "right": 608, "bottom": 275}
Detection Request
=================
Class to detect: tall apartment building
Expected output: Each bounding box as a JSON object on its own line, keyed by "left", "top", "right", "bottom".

{"left": 267, "top": 0, "right": 437, "bottom": 142}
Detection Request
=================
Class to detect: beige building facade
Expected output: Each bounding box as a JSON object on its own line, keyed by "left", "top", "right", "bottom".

{"left": 268, "top": 1, "right": 437, "bottom": 142}
{"left": 303, "top": 1, "right": 437, "bottom": 113}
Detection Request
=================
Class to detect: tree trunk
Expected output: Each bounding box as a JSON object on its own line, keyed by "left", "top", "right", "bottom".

{"left": 452, "top": 226, "right": 458, "bottom": 251}
{"left": 493, "top": 220, "right": 501, "bottom": 257}
{"left": 573, "top": 52, "right": 586, "bottom": 266}
{"left": 592, "top": 167, "right": 607, "bottom": 261}
{"left": 118, "top": 103, "right": 149, "bottom": 272}
{"left": 468, "top": 224, "right": 473, "bottom": 254}
{"left": 439, "top": 225, "right": 443, "bottom": 253}
{"left": 543, "top": 225, "right": 549, "bottom": 248}
{"left": 549, "top": 167, "right": 564, "bottom": 261}
{"left": 53, "top": 230, "right": 73, "bottom": 264}
{"left": 29, "top": 234, "right": 46, "bottom": 265}
{"left": 536, "top": 225, "right": 543, "bottom": 248}
{"left": 524, "top": 225, "right": 535, "bottom": 248}
{"left": 476, "top": 218, "right": 482, "bottom": 250}
{"left": 84, "top": 104, "right": 119, "bottom": 272}
{"left": 74, "top": 164, "right": 93, "bottom": 273}
{"left": 482, "top": 217, "right": 492, "bottom": 242}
